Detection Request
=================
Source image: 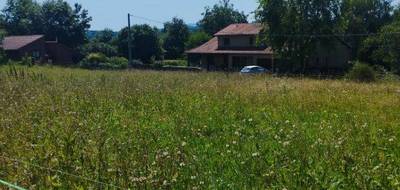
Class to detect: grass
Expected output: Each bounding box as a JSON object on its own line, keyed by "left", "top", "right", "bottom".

{"left": 0, "top": 65, "right": 399, "bottom": 189}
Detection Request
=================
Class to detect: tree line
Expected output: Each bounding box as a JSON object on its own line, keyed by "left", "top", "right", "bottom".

{"left": 0, "top": 0, "right": 247, "bottom": 66}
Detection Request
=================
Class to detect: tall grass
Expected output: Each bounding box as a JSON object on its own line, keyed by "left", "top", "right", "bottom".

{"left": 0, "top": 65, "right": 399, "bottom": 189}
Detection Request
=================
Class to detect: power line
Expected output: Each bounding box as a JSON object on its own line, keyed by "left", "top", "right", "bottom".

{"left": 0, "top": 155, "right": 126, "bottom": 190}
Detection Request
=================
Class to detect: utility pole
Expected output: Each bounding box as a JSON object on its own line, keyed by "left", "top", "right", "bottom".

{"left": 128, "top": 13, "right": 132, "bottom": 65}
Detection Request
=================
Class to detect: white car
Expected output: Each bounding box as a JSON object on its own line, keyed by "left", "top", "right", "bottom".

{"left": 240, "top": 66, "right": 268, "bottom": 74}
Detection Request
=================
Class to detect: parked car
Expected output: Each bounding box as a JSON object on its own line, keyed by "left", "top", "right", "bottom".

{"left": 240, "top": 66, "right": 268, "bottom": 74}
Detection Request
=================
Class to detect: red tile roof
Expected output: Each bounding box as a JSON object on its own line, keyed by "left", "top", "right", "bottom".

{"left": 1, "top": 35, "right": 44, "bottom": 50}
{"left": 214, "top": 23, "right": 263, "bottom": 36}
{"left": 186, "top": 37, "right": 273, "bottom": 55}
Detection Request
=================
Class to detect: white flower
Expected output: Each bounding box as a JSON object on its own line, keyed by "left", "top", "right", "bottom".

{"left": 181, "top": 141, "right": 187, "bottom": 146}
{"left": 252, "top": 152, "right": 260, "bottom": 157}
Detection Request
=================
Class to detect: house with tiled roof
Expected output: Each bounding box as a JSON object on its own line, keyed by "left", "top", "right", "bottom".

{"left": 186, "top": 23, "right": 274, "bottom": 71}
{"left": 0, "top": 35, "right": 76, "bottom": 64}
{"left": 186, "top": 23, "right": 352, "bottom": 72}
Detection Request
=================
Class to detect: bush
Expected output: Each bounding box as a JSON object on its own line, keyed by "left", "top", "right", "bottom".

{"left": 161, "top": 60, "right": 188, "bottom": 67}
{"left": 21, "top": 55, "right": 33, "bottom": 67}
{"left": 346, "top": 62, "right": 377, "bottom": 82}
{"left": 108, "top": 57, "right": 128, "bottom": 69}
{"left": 0, "top": 50, "right": 7, "bottom": 65}
{"left": 79, "top": 53, "right": 128, "bottom": 70}
{"left": 131, "top": 59, "right": 144, "bottom": 65}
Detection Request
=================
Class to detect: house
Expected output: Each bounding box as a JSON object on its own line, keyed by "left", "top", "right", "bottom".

{"left": 186, "top": 23, "right": 274, "bottom": 71}
{"left": 186, "top": 23, "right": 352, "bottom": 72}
{"left": 0, "top": 35, "right": 75, "bottom": 64}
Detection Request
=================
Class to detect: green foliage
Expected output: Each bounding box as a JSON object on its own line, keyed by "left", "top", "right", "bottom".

{"left": 2, "top": 0, "right": 92, "bottom": 48}
{"left": 159, "top": 59, "right": 188, "bottom": 67}
{"left": 92, "top": 28, "right": 115, "bottom": 43}
{"left": 257, "top": 0, "right": 344, "bottom": 72}
{"left": 185, "top": 31, "right": 211, "bottom": 50}
{"left": 107, "top": 56, "right": 128, "bottom": 69}
{"left": 0, "top": 66, "right": 399, "bottom": 189}
{"left": 79, "top": 53, "right": 127, "bottom": 69}
{"left": 198, "top": 0, "right": 248, "bottom": 35}
{"left": 20, "top": 54, "right": 33, "bottom": 66}
{"left": 79, "top": 42, "right": 118, "bottom": 57}
{"left": 360, "top": 19, "right": 400, "bottom": 73}
{"left": 163, "top": 17, "right": 189, "bottom": 59}
{"left": 346, "top": 62, "right": 377, "bottom": 82}
{"left": 1, "top": 0, "right": 42, "bottom": 35}
{"left": 116, "top": 24, "right": 163, "bottom": 63}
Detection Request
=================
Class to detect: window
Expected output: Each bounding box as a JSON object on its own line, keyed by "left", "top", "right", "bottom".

{"left": 249, "top": 37, "right": 254, "bottom": 45}
{"left": 223, "top": 38, "right": 230, "bottom": 46}
{"left": 32, "top": 51, "right": 40, "bottom": 61}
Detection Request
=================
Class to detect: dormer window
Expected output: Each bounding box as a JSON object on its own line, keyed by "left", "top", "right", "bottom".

{"left": 223, "top": 38, "right": 230, "bottom": 46}
{"left": 249, "top": 37, "right": 254, "bottom": 45}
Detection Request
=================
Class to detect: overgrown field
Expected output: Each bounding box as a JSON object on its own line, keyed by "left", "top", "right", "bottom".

{"left": 0, "top": 66, "right": 399, "bottom": 189}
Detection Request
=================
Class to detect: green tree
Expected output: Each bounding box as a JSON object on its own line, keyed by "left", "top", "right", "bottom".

{"left": 1, "top": 0, "right": 91, "bottom": 48}
{"left": 93, "top": 28, "right": 115, "bottom": 43}
{"left": 79, "top": 42, "right": 118, "bottom": 57}
{"left": 163, "top": 17, "right": 189, "bottom": 59}
{"left": 198, "top": 0, "right": 247, "bottom": 35}
{"left": 41, "top": 0, "right": 92, "bottom": 48}
{"left": 116, "top": 25, "right": 163, "bottom": 63}
{"left": 1, "top": 0, "right": 42, "bottom": 35}
{"left": 257, "top": 0, "right": 345, "bottom": 72}
{"left": 185, "top": 31, "right": 212, "bottom": 50}
{"left": 342, "top": 0, "right": 393, "bottom": 57}
{"left": 360, "top": 18, "right": 400, "bottom": 73}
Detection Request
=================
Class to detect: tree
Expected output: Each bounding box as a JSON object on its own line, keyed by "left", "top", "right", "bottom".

{"left": 360, "top": 18, "right": 400, "bottom": 73}
{"left": 185, "top": 31, "right": 211, "bottom": 50}
{"left": 79, "top": 42, "right": 118, "bottom": 57}
{"left": 1, "top": 0, "right": 42, "bottom": 35}
{"left": 1, "top": 0, "right": 91, "bottom": 48}
{"left": 41, "top": 0, "right": 92, "bottom": 48}
{"left": 116, "top": 25, "right": 162, "bottom": 63}
{"left": 342, "top": 0, "right": 393, "bottom": 57}
{"left": 198, "top": 0, "right": 248, "bottom": 35}
{"left": 163, "top": 17, "right": 189, "bottom": 59}
{"left": 257, "top": 0, "right": 345, "bottom": 72}
{"left": 93, "top": 28, "right": 115, "bottom": 43}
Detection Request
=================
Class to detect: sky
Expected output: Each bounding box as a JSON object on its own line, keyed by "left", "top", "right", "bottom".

{"left": 0, "top": 0, "right": 259, "bottom": 31}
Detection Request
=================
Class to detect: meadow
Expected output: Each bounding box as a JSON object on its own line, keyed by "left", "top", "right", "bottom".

{"left": 0, "top": 65, "right": 399, "bottom": 189}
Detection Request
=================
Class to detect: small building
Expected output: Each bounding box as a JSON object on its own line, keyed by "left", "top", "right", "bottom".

{"left": 0, "top": 35, "right": 75, "bottom": 64}
{"left": 186, "top": 23, "right": 352, "bottom": 72}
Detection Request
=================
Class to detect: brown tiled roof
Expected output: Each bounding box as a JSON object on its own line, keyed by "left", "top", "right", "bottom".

{"left": 214, "top": 23, "right": 263, "bottom": 36}
{"left": 1, "top": 35, "right": 44, "bottom": 50}
{"left": 186, "top": 37, "right": 273, "bottom": 55}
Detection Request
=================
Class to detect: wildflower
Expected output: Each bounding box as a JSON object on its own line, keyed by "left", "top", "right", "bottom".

{"left": 181, "top": 141, "right": 187, "bottom": 147}
{"left": 234, "top": 131, "right": 240, "bottom": 136}
{"left": 252, "top": 152, "right": 260, "bottom": 157}
{"left": 163, "top": 151, "right": 169, "bottom": 156}
{"left": 191, "top": 176, "right": 196, "bottom": 180}
{"left": 179, "top": 162, "right": 185, "bottom": 167}
{"left": 232, "top": 141, "right": 237, "bottom": 145}
{"left": 163, "top": 180, "right": 168, "bottom": 186}
{"left": 200, "top": 181, "right": 205, "bottom": 185}
{"left": 283, "top": 141, "right": 290, "bottom": 147}
{"left": 389, "top": 138, "right": 394, "bottom": 142}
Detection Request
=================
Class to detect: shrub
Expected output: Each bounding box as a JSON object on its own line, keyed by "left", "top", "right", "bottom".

{"left": 131, "top": 59, "right": 144, "bottom": 65}
{"left": 108, "top": 57, "right": 128, "bottom": 69}
{"left": 21, "top": 55, "right": 33, "bottom": 67}
{"left": 162, "top": 60, "right": 188, "bottom": 67}
{"left": 79, "top": 53, "right": 128, "bottom": 70}
{"left": 346, "top": 62, "right": 377, "bottom": 82}
{"left": 0, "top": 50, "right": 7, "bottom": 65}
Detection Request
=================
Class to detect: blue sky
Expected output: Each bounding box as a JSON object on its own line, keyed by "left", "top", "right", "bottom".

{"left": 0, "top": 0, "right": 259, "bottom": 30}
